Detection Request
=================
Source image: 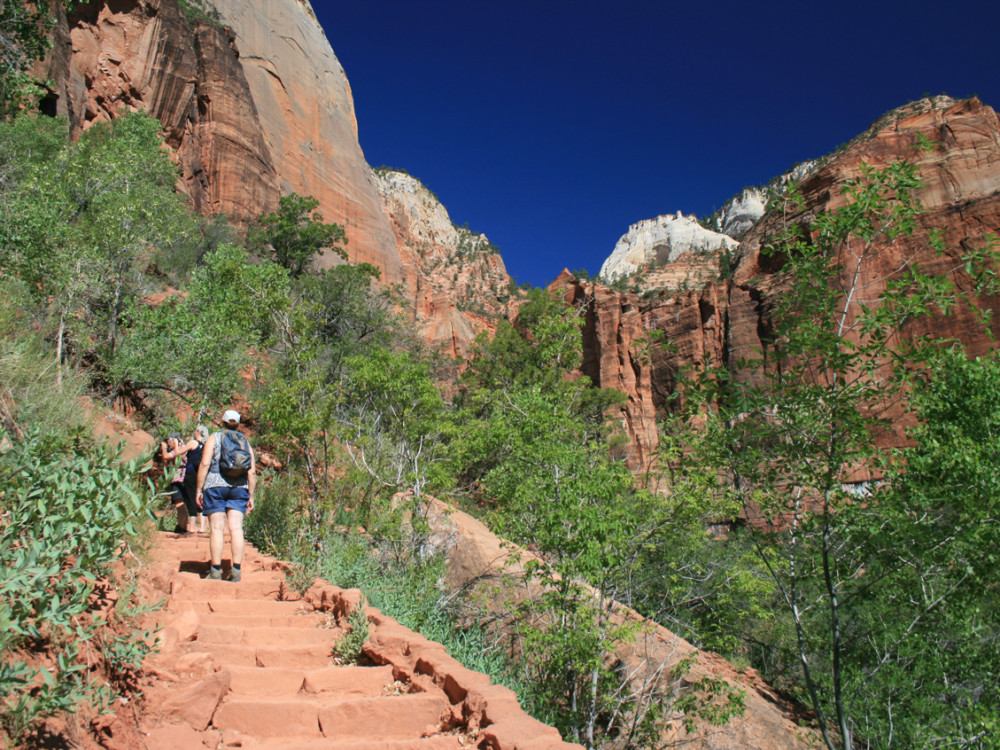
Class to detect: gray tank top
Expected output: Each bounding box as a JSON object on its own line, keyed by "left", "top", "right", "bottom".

{"left": 202, "top": 431, "right": 251, "bottom": 489}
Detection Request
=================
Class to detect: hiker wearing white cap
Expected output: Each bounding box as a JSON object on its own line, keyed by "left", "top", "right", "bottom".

{"left": 195, "top": 409, "right": 256, "bottom": 582}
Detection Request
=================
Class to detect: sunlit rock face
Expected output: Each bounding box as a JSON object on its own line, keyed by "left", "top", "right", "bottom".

{"left": 40, "top": 0, "right": 515, "bottom": 349}
{"left": 714, "top": 188, "right": 767, "bottom": 239}
{"left": 598, "top": 213, "right": 738, "bottom": 282}
{"left": 209, "top": 0, "right": 401, "bottom": 283}
{"left": 374, "top": 170, "right": 514, "bottom": 359}
{"left": 46, "top": 0, "right": 397, "bottom": 276}
{"left": 40, "top": 0, "right": 280, "bottom": 224}
{"left": 710, "top": 161, "right": 817, "bottom": 239}
{"left": 582, "top": 97, "right": 1000, "bottom": 476}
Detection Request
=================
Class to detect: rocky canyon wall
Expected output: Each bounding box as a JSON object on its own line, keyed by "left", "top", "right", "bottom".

{"left": 39, "top": 0, "right": 507, "bottom": 355}
{"left": 374, "top": 169, "right": 514, "bottom": 358}
{"left": 577, "top": 97, "right": 1000, "bottom": 475}
{"left": 40, "top": 0, "right": 280, "bottom": 224}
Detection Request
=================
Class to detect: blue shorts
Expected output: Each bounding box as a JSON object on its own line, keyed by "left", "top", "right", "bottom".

{"left": 201, "top": 485, "right": 249, "bottom": 515}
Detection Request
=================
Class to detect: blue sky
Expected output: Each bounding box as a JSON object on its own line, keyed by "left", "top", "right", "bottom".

{"left": 318, "top": 1, "right": 1000, "bottom": 288}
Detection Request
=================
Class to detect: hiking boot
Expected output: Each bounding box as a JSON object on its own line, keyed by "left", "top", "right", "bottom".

{"left": 226, "top": 567, "right": 242, "bottom": 583}
{"left": 206, "top": 567, "right": 222, "bottom": 580}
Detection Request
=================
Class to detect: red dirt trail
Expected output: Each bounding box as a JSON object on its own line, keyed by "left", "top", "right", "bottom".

{"left": 132, "top": 531, "right": 578, "bottom": 750}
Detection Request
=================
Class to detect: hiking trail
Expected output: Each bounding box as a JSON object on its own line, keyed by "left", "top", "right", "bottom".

{"left": 132, "top": 531, "right": 577, "bottom": 750}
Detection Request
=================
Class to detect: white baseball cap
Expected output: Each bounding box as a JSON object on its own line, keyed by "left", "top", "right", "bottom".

{"left": 222, "top": 409, "right": 241, "bottom": 425}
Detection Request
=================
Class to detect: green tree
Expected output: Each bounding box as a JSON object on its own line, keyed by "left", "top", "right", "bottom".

{"left": 682, "top": 160, "right": 1000, "bottom": 749}
{"left": 110, "top": 243, "right": 290, "bottom": 416}
{"left": 0, "top": 1, "right": 68, "bottom": 112}
{"left": 250, "top": 193, "right": 347, "bottom": 277}
{"left": 336, "top": 348, "right": 452, "bottom": 504}
{"left": 0, "top": 112, "right": 197, "bottom": 374}
{"left": 461, "top": 288, "right": 586, "bottom": 395}
{"left": 848, "top": 348, "right": 1000, "bottom": 747}
{"left": 253, "top": 262, "right": 397, "bottom": 520}
{"left": 454, "top": 289, "right": 744, "bottom": 747}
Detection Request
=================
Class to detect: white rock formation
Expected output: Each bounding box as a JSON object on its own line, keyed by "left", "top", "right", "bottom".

{"left": 373, "top": 170, "right": 462, "bottom": 255}
{"left": 712, "top": 160, "right": 820, "bottom": 239}
{"left": 598, "top": 212, "right": 738, "bottom": 282}
{"left": 715, "top": 188, "right": 768, "bottom": 239}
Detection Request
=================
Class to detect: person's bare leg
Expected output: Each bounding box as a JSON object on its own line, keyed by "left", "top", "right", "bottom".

{"left": 198, "top": 513, "right": 207, "bottom": 533}
{"left": 174, "top": 502, "right": 188, "bottom": 532}
{"left": 209, "top": 512, "right": 227, "bottom": 566}
{"left": 227, "top": 509, "right": 246, "bottom": 567}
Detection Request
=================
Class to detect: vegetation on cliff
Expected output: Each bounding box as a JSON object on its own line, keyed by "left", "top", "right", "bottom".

{"left": 1, "top": 50, "right": 999, "bottom": 747}
{"left": 671, "top": 158, "right": 1000, "bottom": 748}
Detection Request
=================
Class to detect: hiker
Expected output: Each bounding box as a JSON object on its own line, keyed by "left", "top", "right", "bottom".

{"left": 196, "top": 409, "right": 255, "bottom": 582}
{"left": 182, "top": 425, "right": 209, "bottom": 533}
{"left": 159, "top": 432, "right": 189, "bottom": 534}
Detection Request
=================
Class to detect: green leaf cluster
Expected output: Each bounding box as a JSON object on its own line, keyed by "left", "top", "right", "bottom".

{"left": 0, "top": 112, "right": 202, "bottom": 381}
{"left": 0, "top": 426, "right": 156, "bottom": 741}
{"left": 249, "top": 193, "right": 347, "bottom": 278}
{"left": 451, "top": 288, "right": 748, "bottom": 747}
{"left": 0, "top": 1, "right": 72, "bottom": 113}
{"left": 679, "top": 158, "right": 1000, "bottom": 749}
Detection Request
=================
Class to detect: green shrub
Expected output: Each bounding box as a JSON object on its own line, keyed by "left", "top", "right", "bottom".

{"left": 244, "top": 471, "right": 302, "bottom": 555}
{"left": 0, "top": 426, "right": 157, "bottom": 741}
{"left": 332, "top": 595, "right": 371, "bottom": 664}
{"left": 0, "top": 292, "right": 90, "bottom": 432}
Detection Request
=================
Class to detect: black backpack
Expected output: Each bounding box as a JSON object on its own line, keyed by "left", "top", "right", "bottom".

{"left": 218, "top": 430, "right": 252, "bottom": 479}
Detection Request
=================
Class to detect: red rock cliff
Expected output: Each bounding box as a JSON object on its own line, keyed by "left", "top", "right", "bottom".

{"left": 41, "top": 0, "right": 280, "bottom": 224}
{"left": 39, "top": 0, "right": 509, "bottom": 354}
{"left": 572, "top": 97, "right": 1000, "bottom": 475}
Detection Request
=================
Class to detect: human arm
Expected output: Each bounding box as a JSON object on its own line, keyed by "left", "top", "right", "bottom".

{"left": 161, "top": 437, "right": 191, "bottom": 461}
{"left": 247, "top": 447, "right": 256, "bottom": 514}
{"left": 195, "top": 434, "right": 214, "bottom": 509}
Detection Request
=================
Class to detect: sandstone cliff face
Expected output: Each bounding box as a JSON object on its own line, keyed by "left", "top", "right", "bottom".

{"left": 44, "top": 0, "right": 396, "bottom": 272}
{"left": 41, "top": 0, "right": 280, "bottom": 224}
{"left": 374, "top": 169, "right": 514, "bottom": 358}
{"left": 208, "top": 0, "right": 402, "bottom": 283}
{"left": 583, "top": 97, "right": 1000, "bottom": 474}
{"left": 40, "top": 0, "right": 510, "bottom": 353}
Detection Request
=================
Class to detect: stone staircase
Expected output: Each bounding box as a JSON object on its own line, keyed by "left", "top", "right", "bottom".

{"left": 138, "top": 531, "right": 578, "bottom": 750}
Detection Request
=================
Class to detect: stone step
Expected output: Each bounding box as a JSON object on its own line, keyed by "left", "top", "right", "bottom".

{"left": 172, "top": 567, "right": 284, "bottom": 582}
{"left": 197, "top": 613, "right": 327, "bottom": 629}
{"left": 302, "top": 665, "right": 397, "bottom": 696}
{"left": 253, "top": 736, "right": 465, "bottom": 750}
{"left": 180, "top": 643, "right": 257, "bottom": 668}
{"left": 169, "top": 576, "right": 289, "bottom": 601}
{"left": 206, "top": 600, "right": 312, "bottom": 617}
{"left": 225, "top": 664, "right": 395, "bottom": 698}
{"left": 212, "top": 693, "right": 449, "bottom": 740}
{"left": 213, "top": 696, "right": 321, "bottom": 738}
{"left": 318, "top": 693, "right": 449, "bottom": 739}
{"left": 256, "top": 644, "right": 339, "bottom": 669}
{"left": 226, "top": 666, "right": 309, "bottom": 696}
{"left": 196, "top": 624, "right": 343, "bottom": 647}
{"left": 179, "top": 641, "right": 338, "bottom": 670}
